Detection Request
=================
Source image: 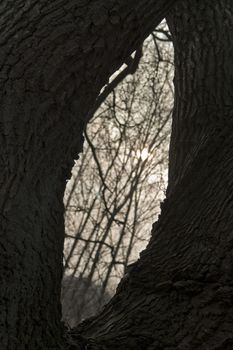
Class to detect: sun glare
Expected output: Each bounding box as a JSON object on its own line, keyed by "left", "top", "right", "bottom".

{"left": 136, "top": 148, "right": 149, "bottom": 161}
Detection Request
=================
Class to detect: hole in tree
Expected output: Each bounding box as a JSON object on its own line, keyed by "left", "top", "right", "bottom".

{"left": 61, "top": 21, "right": 174, "bottom": 328}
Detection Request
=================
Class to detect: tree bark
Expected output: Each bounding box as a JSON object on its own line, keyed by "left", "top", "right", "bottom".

{"left": 3, "top": 0, "right": 233, "bottom": 349}
{"left": 0, "top": 0, "right": 176, "bottom": 349}
{"left": 76, "top": 1, "right": 233, "bottom": 349}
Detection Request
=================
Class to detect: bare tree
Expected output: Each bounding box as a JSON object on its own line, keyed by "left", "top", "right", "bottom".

{"left": 62, "top": 28, "right": 173, "bottom": 325}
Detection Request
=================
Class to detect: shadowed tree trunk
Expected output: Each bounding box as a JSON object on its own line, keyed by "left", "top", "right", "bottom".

{"left": 0, "top": 0, "right": 175, "bottom": 349}
{"left": 1, "top": 0, "right": 233, "bottom": 349}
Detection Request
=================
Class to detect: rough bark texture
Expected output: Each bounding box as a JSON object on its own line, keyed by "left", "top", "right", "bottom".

{"left": 75, "top": 1, "right": 233, "bottom": 349}
{"left": 0, "top": 0, "right": 176, "bottom": 349}
{"left": 2, "top": 0, "right": 233, "bottom": 349}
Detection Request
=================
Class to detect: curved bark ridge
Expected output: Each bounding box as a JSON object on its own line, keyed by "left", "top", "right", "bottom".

{"left": 74, "top": 121, "right": 233, "bottom": 350}
{"left": 72, "top": 1, "right": 233, "bottom": 349}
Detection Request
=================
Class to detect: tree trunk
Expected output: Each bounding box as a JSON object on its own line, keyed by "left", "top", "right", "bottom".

{"left": 0, "top": 0, "right": 175, "bottom": 349}
{"left": 76, "top": 1, "right": 233, "bottom": 349}
{"left": 2, "top": 0, "right": 233, "bottom": 349}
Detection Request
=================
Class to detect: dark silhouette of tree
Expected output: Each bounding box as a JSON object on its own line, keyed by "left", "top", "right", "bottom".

{"left": 0, "top": 1, "right": 232, "bottom": 349}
